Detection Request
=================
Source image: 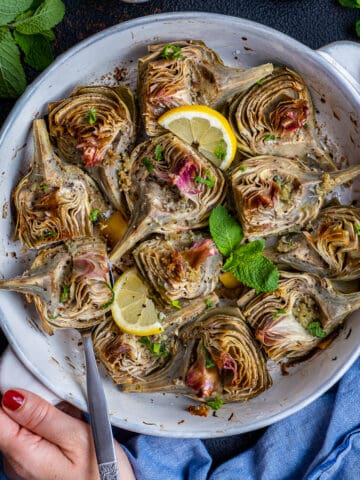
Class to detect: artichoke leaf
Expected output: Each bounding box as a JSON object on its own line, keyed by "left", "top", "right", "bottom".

{"left": 13, "top": 119, "right": 107, "bottom": 249}
{"left": 0, "top": 238, "right": 112, "bottom": 335}
{"left": 240, "top": 271, "right": 360, "bottom": 361}
{"left": 109, "top": 133, "right": 226, "bottom": 262}
{"left": 231, "top": 155, "right": 360, "bottom": 239}
{"left": 139, "top": 40, "right": 273, "bottom": 136}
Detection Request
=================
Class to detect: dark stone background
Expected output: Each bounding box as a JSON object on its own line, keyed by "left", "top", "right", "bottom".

{"left": 0, "top": 0, "right": 358, "bottom": 468}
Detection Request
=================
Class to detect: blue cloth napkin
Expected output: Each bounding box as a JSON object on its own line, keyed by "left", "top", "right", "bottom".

{"left": 1, "top": 358, "right": 359, "bottom": 479}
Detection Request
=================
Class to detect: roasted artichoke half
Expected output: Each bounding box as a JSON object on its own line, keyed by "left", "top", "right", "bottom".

{"left": 48, "top": 85, "right": 136, "bottom": 211}
{"left": 239, "top": 271, "right": 360, "bottom": 361}
{"left": 138, "top": 40, "right": 273, "bottom": 136}
{"left": 14, "top": 119, "right": 107, "bottom": 249}
{"left": 266, "top": 205, "right": 360, "bottom": 280}
{"left": 0, "top": 238, "right": 113, "bottom": 334}
{"left": 225, "top": 66, "right": 335, "bottom": 170}
{"left": 92, "top": 294, "right": 218, "bottom": 385}
{"left": 109, "top": 133, "right": 226, "bottom": 261}
{"left": 133, "top": 233, "right": 222, "bottom": 304}
{"left": 231, "top": 155, "right": 360, "bottom": 239}
{"left": 122, "top": 307, "right": 272, "bottom": 403}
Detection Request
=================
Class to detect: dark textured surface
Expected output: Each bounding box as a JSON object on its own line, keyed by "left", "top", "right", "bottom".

{"left": 0, "top": 0, "right": 359, "bottom": 467}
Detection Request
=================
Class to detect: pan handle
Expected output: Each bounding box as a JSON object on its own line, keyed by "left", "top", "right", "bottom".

{"left": 0, "top": 347, "right": 60, "bottom": 404}
{"left": 317, "top": 41, "right": 360, "bottom": 94}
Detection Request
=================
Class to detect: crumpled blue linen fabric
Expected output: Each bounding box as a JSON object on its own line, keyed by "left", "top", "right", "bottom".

{"left": 0, "top": 358, "right": 359, "bottom": 479}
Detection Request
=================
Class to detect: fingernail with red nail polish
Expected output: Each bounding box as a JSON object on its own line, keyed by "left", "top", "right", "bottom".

{"left": 2, "top": 390, "right": 25, "bottom": 411}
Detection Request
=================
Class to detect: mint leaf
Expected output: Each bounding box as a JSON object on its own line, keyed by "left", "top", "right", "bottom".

{"left": 356, "top": 19, "right": 360, "bottom": 36}
{"left": 13, "top": 30, "right": 53, "bottom": 70}
{"left": 14, "top": 0, "right": 65, "bottom": 34}
{"left": 0, "top": 0, "right": 32, "bottom": 25}
{"left": 223, "top": 240, "right": 279, "bottom": 293}
{"left": 339, "top": 0, "right": 360, "bottom": 7}
{"left": 40, "top": 29, "right": 55, "bottom": 41}
{"left": 209, "top": 205, "right": 243, "bottom": 256}
{"left": 0, "top": 28, "right": 26, "bottom": 97}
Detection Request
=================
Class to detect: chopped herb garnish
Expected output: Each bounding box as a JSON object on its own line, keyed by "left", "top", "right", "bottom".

{"left": 86, "top": 108, "right": 97, "bottom": 125}
{"left": 171, "top": 299, "right": 181, "bottom": 309}
{"left": 160, "top": 44, "right": 184, "bottom": 60}
{"left": 154, "top": 144, "right": 164, "bottom": 161}
{"left": 205, "top": 298, "right": 213, "bottom": 308}
{"left": 214, "top": 139, "right": 227, "bottom": 161}
{"left": 195, "top": 170, "right": 215, "bottom": 188}
{"left": 89, "top": 209, "right": 100, "bottom": 223}
{"left": 40, "top": 231, "right": 57, "bottom": 240}
{"left": 272, "top": 308, "right": 287, "bottom": 318}
{"left": 48, "top": 314, "right": 59, "bottom": 320}
{"left": 264, "top": 134, "right": 276, "bottom": 141}
{"left": 257, "top": 79, "right": 265, "bottom": 86}
{"left": 60, "top": 285, "right": 69, "bottom": 303}
{"left": 307, "top": 321, "right": 327, "bottom": 338}
{"left": 139, "top": 336, "right": 169, "bottom": 358}
{"left": 101, "top": 283, "right": 114, "bottom": 310}
{"left": 303, "top": 122, "right": 309, "bottom": 129}
{"left": 39, "top": 184, "right": 49, "bottom": 191}
{"left": 202, "top": 343, "right": 216, "bottom": 369}
{"left": 142, "top": 157, "right": 154, "bottom": 172}
{"left": 355, "top": 224, "right": 360, "bottom": 236}
{"left": 206, "top": 396, "right": 223, "bottom": 410}
{"left": 240, "top": 165, "right": 247, "bottom": 172}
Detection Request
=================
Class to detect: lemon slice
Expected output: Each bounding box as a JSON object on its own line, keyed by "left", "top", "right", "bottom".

{"left": 158, "top": 105, "right": 237, "bottom": 170}
{"left": 111, "top": 269, "right": 163, "bottom": 336}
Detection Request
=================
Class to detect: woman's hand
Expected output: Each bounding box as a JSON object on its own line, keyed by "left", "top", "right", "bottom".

{"left": 0, "top": 388, "right": 135, "bottom": 480}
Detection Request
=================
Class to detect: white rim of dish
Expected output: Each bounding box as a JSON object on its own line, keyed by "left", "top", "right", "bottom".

{"left": 0, "top": 12, "right": 359, "bottom": 437}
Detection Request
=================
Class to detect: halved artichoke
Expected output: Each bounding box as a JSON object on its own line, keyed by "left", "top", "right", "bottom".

{"left": 239, "top": 271, "right": 360, "bottom": 361}
{"left": 48, "top": 86, "right": 136, "bottom": 211}
{"left": 123, "top": 307, "right": 272, "bottom": 403}
{"left": 0, "top": 238, "right": 112, "bottom": 334}
{"left": 231, "top": 155, "right": 360, "bottom": 239}
{"left": 109, "top": 133, "right": 226, "bottom": 261}
{"left": 266, "top": 205, "right": 360, "bottom": 280}
{"left": 92, "top": 294, "right": 219, "bottom": 385}
{"left": 225, "top": 66, "right": 335, "bottom": 170}
{"left": 14, "top": 119, "right": 107, "bottom": 249}
{"left": 138, "top": 40, "right": 273, "bottom": 136}
{"left": 133, "top": 233, "right": 222, "bottom": 304}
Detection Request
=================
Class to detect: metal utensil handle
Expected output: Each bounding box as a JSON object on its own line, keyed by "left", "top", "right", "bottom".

{"left": 83, "top": 334, "right": 120, "bottom": 480}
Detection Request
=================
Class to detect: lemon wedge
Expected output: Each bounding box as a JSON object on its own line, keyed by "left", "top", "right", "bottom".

{"left": 158, "top": 105, "right": 237, "bottom": 170}
{"left": 111, "top": 269, "right": 164, "bottom": 336}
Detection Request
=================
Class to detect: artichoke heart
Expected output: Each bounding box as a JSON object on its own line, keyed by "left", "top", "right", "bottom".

{"left": 48, "top": 86, "right": 136, "bottom": 211}
{"left": 0, "top": 238, "right": 113, "bottom": 334}
{"left": 266, "top": 205, "right": 360, "bottom": 280}
{"left": 231, "top": 155, "right": 360, "bottom": 239}
{"left": 225, "top": 66, "right": 335, "bottom": 170}
{"left": 240, "top": 271, "right": 360, "bottom": 361}
{"left": 92, "top": 294, "right": 218, "bottom": 385}
{"left": 123, "top": 307, "right": 272, "bottom": 403}
{"left": 133, "top": 233, "right": 222, "bottom": 304}
{"left": 138, "top": 40, "right": 273, "bottom": 136}
{"left": 109, "top": 133, "right": 226, "bottom": 261}
{"left": 13, "top": 119, "right": 107, "bottom": 249}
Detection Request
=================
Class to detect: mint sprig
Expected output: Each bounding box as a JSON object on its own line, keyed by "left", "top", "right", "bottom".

{"left": 339, "top": 1, "right": 360, "bottom": 36}
{"left": 209, "top": 206, "right": 279, "bottom": 293}
{"left": 209, "top": 205, "right": 243, "bottom": 256}
{"left": 0, "top": 0, "right": 65, "bottom": 98}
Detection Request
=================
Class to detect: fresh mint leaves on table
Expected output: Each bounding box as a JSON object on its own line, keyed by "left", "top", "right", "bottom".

{"left": 209, "top": 205, "right": 279, "bottom": 293}
{"left": 339, "top": 0, "right": 360, "bottom": 36}
{"left": 0, "top": 0, "right": 65, "bottom": 98}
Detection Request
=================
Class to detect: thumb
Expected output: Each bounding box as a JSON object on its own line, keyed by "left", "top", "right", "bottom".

{"left": 1, "top": 388, "right": 85, "bottom": 450}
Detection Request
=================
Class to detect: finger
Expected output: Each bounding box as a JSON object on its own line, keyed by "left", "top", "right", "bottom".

{"left": 1, "top": 388, "right": 85, "bottom": 451}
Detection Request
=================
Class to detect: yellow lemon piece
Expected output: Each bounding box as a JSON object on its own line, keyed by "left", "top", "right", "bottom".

{"left": 219, "top": 272, "right": 241, "bottom": 289}
{"left": 111, "top": 269, "right": 164, "bottom": 336}
{"left": 158, "top": 105, "right": 237, "bottom": 170}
